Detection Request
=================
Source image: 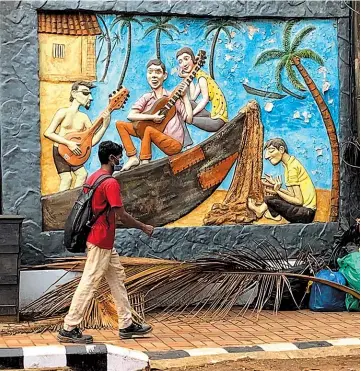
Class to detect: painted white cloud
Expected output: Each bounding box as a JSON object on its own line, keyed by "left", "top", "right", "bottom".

{"left": 318, "top": 66, "right": 327, "bottom": 78}
{"left": 264, "top": 102, "right": 274, "bottom": 112}
{"left": 225, "top": 42, "right": 234, "bottom": 51}
{"left": 247, "top": 25, "right": 260, "bottom": 40}
{"left": 293, "top": 111, "right": 301, "bottom": 119}
{"left": 302, "top": 111, "right": 312, "bottom": 123}
{"left": 225, "top": 54, "right": 232, "bottom": 61}
{"left": 322, "top": 81, "right": 331, "bottom": 93}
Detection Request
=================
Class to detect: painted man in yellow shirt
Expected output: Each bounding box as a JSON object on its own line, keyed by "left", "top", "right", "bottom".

{"left": 248, "top": 138, "right": 317, "bottom": 224}
{"left": 176, "top": 47, "right": 228, "bottom": 136}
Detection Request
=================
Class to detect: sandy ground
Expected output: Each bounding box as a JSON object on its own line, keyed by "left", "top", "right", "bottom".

{"left": 161, "top": 355, "right": 360, "bottom": 371}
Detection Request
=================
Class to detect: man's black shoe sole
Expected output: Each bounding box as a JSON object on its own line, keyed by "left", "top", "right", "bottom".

{"left": 57, "top": 334, "right": 93, "bottom": 344}
{"left": 119, "top": 327, "right": 153, "bottom": 339}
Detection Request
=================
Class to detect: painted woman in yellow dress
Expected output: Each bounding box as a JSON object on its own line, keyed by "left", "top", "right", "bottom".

{"left": 176, "top": 47, "right": 228, "bottom": 133}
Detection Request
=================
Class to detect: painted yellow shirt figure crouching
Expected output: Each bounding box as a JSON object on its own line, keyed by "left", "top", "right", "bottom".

{"left": 283, "top": 156, "right": 317, "bottom": 210}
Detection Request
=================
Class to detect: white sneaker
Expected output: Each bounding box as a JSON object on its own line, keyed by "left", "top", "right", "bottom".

{"left": 140, "top": 159, "right": 150, "bottom": 165}
{"left": 122, "top": 156, "right": 140, "bottom": 171}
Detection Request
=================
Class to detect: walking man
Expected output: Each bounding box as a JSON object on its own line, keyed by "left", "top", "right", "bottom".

{"left": 58, "top": 141, "right": 153, "bottom": 343}
{"left": 248, "top": 138, "right": 317, "bottom": 224}
{"left": 44, "top": 81, "right": 111, "bottom": 192}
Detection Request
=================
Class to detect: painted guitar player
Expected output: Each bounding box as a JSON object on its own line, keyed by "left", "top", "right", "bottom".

{"left": 116, "top": 51, "right": 206, "bottom": 171}
{"left": 44, "top": 81, "right": 128, "bottom": 192}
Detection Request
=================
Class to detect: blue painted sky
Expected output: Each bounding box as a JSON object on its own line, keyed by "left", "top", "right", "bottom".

{"left": 84, "top": 16, "right": 339, "bottom": 190}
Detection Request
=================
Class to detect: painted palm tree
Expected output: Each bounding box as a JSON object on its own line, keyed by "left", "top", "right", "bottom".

{"left": 111, "top": 16, "right": 143, "bottom": 89}
{"left": 96, "top": 32, "right": 106, "bottom": 63}
{"left": 98, "top": 15, "right": 112, "bottom": 82}
{"left": 142, "top": 17, "right": 180, "bottom": 59}
{"left": 255, "top": 20, "right": 340, "bottom": 221}
{"left": 204, "top": 19, "right": 242, "bottom": 79}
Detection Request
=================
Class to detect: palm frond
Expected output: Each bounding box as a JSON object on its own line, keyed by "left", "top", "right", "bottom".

{"left": 275, "top": 55, "right": 289, "bottom": 91}
{"left": 255, "top": 49, "right": 286, "bottom": 66}
{"left": 131, "top": 18, "right": 143, "bottom": 27}
{"left": 224, "top": 21, "right": 242, "bottom": 32}
{"left": 290, "top": 26, "right": 316, "bottom": 52}
{"left": 220, "top": 26, "right": 232, "bottom": 43}
{"left": 204, "top": 19, "right": 221, "bottom": 27}
{"left": 295, "top": 48, "right": 324, "bottom": 66}
{"left": 161, "top": 23, "right": 180, "bottom": 33}
{"left": 142, "top": 17, "right": 158, "bottom": 24}
{"left": 204, "top": 25, "right": 219, "bottom": 40}
{"left": 142, "top": 24, "right": 158, "bottom": 38}
{"left": 283, "top": 19, "right": 298, "bottom": 52}
{"left": 120, "top": 22, "right": 129, "bottom": 34}
{"left": 14, "top": 243, "right": 359, "bottom": 335}
{"left": 159, "top": 27, "right": 174, "bottom": 41}
{"left": 286, "top": 62, "right": 307, "bottom": 91}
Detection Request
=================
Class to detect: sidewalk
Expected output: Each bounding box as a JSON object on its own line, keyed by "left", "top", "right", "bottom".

{"left": 0, "top": 309, "right": 359, "bottom": 352}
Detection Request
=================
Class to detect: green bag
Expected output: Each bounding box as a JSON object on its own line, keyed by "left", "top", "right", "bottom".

{"left": 338, "top": 251, "right": 360, "bottom": 311}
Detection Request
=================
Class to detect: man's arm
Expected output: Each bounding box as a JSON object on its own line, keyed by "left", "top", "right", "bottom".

{"left": 277, "top": 185, "right": 303, "bottom": 206}
{"left": 44, "top": 109, "right": 70, "bottom": 145}
{"left": 44, "top": 109, "right": 82, "bottom": 155}
{"left": 192, "top": 76, "right": 209, "bottom": 116}
{"left": 127, "top": 108, "right": 164, "bottom": 122}
{"left": 114, "top": 206, "right": 153, "bottom": 236}
{"left": 92, "top": 110, "right": 111, "bottom": 146}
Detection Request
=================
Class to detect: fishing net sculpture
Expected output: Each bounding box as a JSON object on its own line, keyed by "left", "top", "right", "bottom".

{"left": 204, "top": 100, "right": 264, "bottom": 225}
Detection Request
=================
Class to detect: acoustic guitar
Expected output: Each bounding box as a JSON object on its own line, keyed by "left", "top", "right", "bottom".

{"left": 133, "top": 50, "right": 207, "bottom": 139}
{"left": 58, "top": 87, "right": 129, "bottom": 167}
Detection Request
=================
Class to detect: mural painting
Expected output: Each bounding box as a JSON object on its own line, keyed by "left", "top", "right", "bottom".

{"left": 39, "top": 13, "right": 340, "bottom": 230}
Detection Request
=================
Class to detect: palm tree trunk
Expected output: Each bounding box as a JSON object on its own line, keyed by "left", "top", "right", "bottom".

{"left": 98, "top": 16, "right": 111, "bottom": 82}
{"left": 292, "top": 56, "right": 340, "bottom": 221}
{"left": 156, "top": 29, "right": 161, "bottom": 59}
{"left": 209, "top": 28, "right": 220, "bottom": 79}
{"left": 117, "top": 24, "right": 131, "bottom": 89}
{"left": 96, "top": 39, "right": 104, "bottom": 63}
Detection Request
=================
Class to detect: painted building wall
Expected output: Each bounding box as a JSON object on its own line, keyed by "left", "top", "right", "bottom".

{"left": 0, "top": 1, "right": 358, "bottom": 265}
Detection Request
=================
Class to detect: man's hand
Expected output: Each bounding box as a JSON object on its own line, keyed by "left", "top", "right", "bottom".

{"left": 178, "top": 81, "right": 189, "bottom": 97}
{"left": 67, "top": 141, "right": 81, "bottom": 155}
{"left": 142, "top": 224, "right": 154, "bottom": 237}
{"left": 273, "top": 175, "right": 282, "bottom": 192}
{"left": 178, "top": 68, "right": 188, "bottom": 78}
{"left": 102, "top": 109, "right": 111, "bottom": 127}
{"left": 152, "top": 111, "right": 165, "bottom": 123}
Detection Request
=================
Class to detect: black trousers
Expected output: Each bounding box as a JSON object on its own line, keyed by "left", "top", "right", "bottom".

{"left": 265, "top": 196, "right": 316, "bottom": 224}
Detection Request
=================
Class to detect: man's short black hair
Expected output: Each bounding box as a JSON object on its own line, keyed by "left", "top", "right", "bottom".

{"left": 70, "top": 81, "right": 95, "bottom": 102}
{"left": 176, "top": 47, "right": 196, "bottom": 63}
{"left": 264, "top": 138, "right": 289, "bottom": 153}
{"left": 146, "top": 59, "right": 166, "bottom": 73}
{"left": 98, "top": 141, "right": 123, "bottom": 164}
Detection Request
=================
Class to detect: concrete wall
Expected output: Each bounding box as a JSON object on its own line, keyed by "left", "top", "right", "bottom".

{"left": 0, "top": 1, "right": 358, "bottom": 265}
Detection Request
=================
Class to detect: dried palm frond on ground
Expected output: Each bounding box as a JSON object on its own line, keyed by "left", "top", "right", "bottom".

{"left": 7, "top": 243, "right": 358, "bottom": 335}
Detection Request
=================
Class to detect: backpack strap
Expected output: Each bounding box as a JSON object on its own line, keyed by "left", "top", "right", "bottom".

{"left": 86, "top": 174, "right": 113, "bottom": 226}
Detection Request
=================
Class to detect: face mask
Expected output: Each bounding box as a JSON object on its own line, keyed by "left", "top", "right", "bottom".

{"left": 113, "top": 158, "right": 124, "bottom": 172}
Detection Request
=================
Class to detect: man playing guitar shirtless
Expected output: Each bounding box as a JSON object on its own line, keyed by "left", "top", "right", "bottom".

{"left": 116, "top": 59, "right": 193, "bottom": 171}
{"left": 44, "top": 81, "right": 110, "bottom": 192}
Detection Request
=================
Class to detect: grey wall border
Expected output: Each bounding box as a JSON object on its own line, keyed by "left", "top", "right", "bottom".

{"left": 0, "top": 1, "right": 356, "bottom": 264}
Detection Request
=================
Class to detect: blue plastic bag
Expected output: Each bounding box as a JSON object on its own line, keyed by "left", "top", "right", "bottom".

{"left": 309, "top": 269, "right": 347, "bottom": 312}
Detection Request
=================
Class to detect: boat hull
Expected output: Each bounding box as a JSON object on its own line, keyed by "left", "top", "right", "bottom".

{"left": 41, "top": 110, "right": 245, "bottom": 231}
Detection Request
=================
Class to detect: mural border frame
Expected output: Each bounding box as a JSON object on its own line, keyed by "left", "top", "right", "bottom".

{"left": 0, "top": 0, "right": 357, "bottom": 264}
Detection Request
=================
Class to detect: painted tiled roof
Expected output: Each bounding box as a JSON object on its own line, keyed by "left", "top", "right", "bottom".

{"left": 38, "top": 13, "right": 101, "bottom": 36}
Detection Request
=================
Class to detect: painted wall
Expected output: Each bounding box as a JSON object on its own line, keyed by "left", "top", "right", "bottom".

{"left": 40, "top": 15, "right": 339, "bottom": 227}
{"left": 0, "top": 1, "right": 357, "bottom": 265}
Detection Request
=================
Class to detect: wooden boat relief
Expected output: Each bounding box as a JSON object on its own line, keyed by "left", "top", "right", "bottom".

{"left": 41, "top": 110, "right": 245, "bottom": 231}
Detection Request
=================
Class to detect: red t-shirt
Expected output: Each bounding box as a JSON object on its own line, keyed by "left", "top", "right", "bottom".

{"left": 86, "top": 169, "right": 123, "bottom": 249}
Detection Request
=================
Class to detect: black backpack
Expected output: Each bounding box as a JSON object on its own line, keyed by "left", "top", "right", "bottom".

{"left": 63, "top": 174, "right": 111, "bottom": 253}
